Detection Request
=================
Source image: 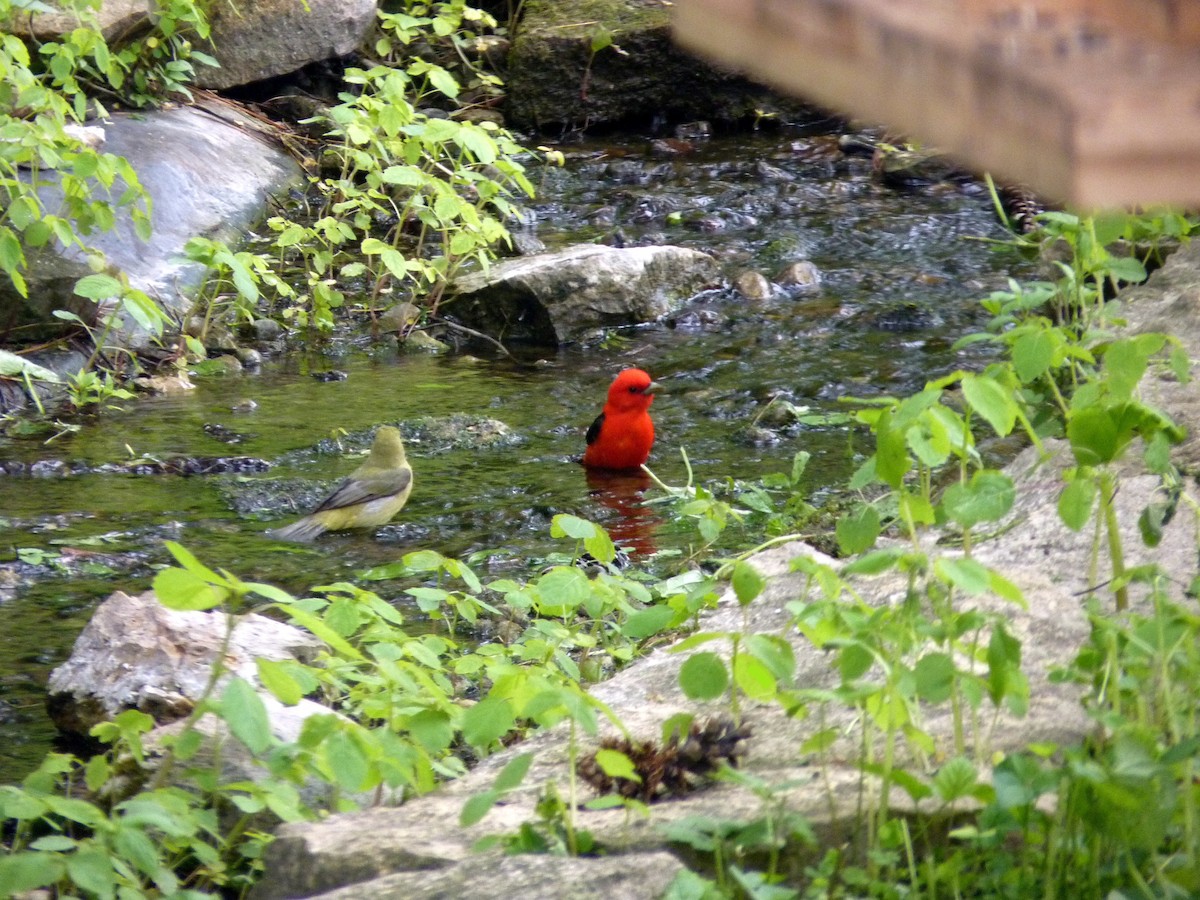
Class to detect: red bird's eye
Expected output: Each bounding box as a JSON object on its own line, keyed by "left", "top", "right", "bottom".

{"left": 629, "top": 385, "right": 638, "bottom": 393}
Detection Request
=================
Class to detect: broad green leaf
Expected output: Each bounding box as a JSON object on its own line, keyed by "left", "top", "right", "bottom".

{"left": 622, "top": 605, "right": 675, "bottom": 639}
{"left": 73, "top": 272, "right": 122, "bottom": 300}
{"left": 595, "top": 748, "right": 640, "bottom": 781}
{"left": 914, "top": 652, "right": 955, "bottom": 703}
{"left": 961, "top": 372, "right": 1017, "bottom": 437}
{"left": 459, "top": 789, "right": 500, "bottom": 826}
{"left": 461, "top": 695, "right": 514, "bottom": 750}
{"left": 0, "top": 349, "right": 60, "bottom": 382}
{"left": 0, "top": 854, "right": 64, "bottom": 897}
{"left": 152, "top": 567, "right": 224, "bottom": 611}
{"left": 745, "top": 634, "right": 795, "bottom": 685}
{"left": 836, "top": 504, "right": 881, "bottom": 555}
{"left": 220, "top": 677, "right": 272, "bottom": 754}
{"left": 1058, "top": 472, "right": 1097, "bottom": 531}
{"left": 256, "top": 658, "right": 303, "bottom": 706}
{"left": 731, "top": 560, "right": 765, "bottom": 606}
{"left": 679, "top": 651, "right": 728, "bottom": 700}
{"left": 1011, "top": 328, "right": 1057, "bottom": 382}
{"left": 733, "top": 654, "right": 776, "bottom": 700}
{"left": 935, "top": 557, "right": 990, "bottom": 595}
{"left": 932, "top": 756, "right": 979, "bottom": 803}
{"left": 940, "top": 470, "right": 1015, "bottom": 528}
{"left": 493, "top": 752, "right": 534, "bottom": 792}
{"left": 325, "top": 728, "right": 370, "bottom": 791}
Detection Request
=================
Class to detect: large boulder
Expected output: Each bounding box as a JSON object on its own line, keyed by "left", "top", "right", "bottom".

{"left": 46, "top": 589, "right": 324, "bottom": 735}
{"left": 0, "top": 97, "right": 301, "bottom": 347}
{"left": 449, "top": 243, "right": 719, "bottom": 344}
{"left": 505, "top": 0, "right": 819, "bottom": 130}
{"left": 1, "top": 0, "right": 154, "bottom": 43}
{"left": 194, "top": 0, "right": 379, "bottom": 91}
{"left": 4, "top": 0, "right": 378, "bottom": 92}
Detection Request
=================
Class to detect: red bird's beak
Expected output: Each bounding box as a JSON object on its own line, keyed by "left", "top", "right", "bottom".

{"left": 643, "top": 381, "right": 661, "bottom": 396}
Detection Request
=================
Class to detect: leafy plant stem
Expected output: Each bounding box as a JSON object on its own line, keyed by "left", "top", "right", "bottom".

{"left": 1099, "top": 469, "right": 1128, "bottom": 611}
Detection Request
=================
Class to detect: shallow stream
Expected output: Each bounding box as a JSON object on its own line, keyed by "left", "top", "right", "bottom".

{"left": 0, "top": 125, "right": 1035, "bottom": 778}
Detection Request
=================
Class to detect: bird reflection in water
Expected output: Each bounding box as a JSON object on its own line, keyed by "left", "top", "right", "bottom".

{"left": 585, "top": 467, "right": 661, "bottom": 559}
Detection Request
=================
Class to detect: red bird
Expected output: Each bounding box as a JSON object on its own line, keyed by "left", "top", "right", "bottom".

{"left": 583, "top": 368, "right": 659, "bottom": 471}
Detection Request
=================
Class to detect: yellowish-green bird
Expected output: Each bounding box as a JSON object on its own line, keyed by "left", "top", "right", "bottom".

{"left": 271, "top": 426, "right": 413, "bottom": 542}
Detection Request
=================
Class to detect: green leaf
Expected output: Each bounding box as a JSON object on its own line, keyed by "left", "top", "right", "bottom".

{"left": 535, "top": 566, "right": 591, "bottom": 614}
{"left": 406, "top": 709, "right": 454, "bottom": 754}
{"left": 932, "top": 756, "right": 979, "bottom": 803}
{"left": 461, "top": 695, "right": 514, "bottom": 750}
{"left": 730, "top": 560, "right": 765, "bottom": 606}
{"left": 379, "top": 165, "right": 423, "bottom": 187}
{"left": 935, "top": 557, "right": 991, "bottom": 595}
{"left": 733, "top": 654, "right": 777, "bottom": 700}
{"left": 838, "top": 643, "right": 873, "bottom": 681}
{"left": 841, "top": 547, "right": 903, "bottom": 576}
{"left": 152, "top": 566, "right": 223, "bottom": 611}
{"left": 426, "top": 65, "right": 461, "bottom": 100}
{"left": 622, "top": 605, "right": 675, "bottom": 639}
{"left": 552, "top": 514, "right": 602, "bottom": 541}
{"left": 940, "top": 470, "right": 1015, "bottom": 528}
{"left": 220, "top": 677, "right": 272, "bottom": 754}
{"left": 679, "top": 652, "right": 728, "bottom": 700}
{"left": 595, "top": 748, "right": 640, "bottom": 781}
{"left": 0, "top": 349, "right": 60, "bottom": 382}
{"left": 256, "top": 658, "right": 303, "bottom": 706}
{"left": 460, "top": 789, "right": 501, "bottom": 827}
{"left": 65, "top": 846, "right": 117, "bottom": 897}
{"left": 1058, "top": 472, "right": 1097, "bottom": 531}
{"left": 0, "top": 854, "right": 63, "bottom": 897}
{"left": 493, "top": 752, "right": 534, "bottom": 792}
{"left": 961, "top": 372, "right": 1017, "bottom": 437}
{"left": 836, "top": 504, "right": 881, "bottom": 555}
{"left": 914, "top": 652, "right": 955, "bottom": 703}
{"left": 1011, "top": 329, "right": 1057, "bottom": 383}
{"left": 325, "top": 728, "right": 370, "bottom": 791}
{"left": 73, "top": 272, "right": 122, "bottom": 300}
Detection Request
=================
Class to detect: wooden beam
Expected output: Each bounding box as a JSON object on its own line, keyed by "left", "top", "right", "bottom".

{"left": 673, "top": 0, "right": 1200, "bottom": 209}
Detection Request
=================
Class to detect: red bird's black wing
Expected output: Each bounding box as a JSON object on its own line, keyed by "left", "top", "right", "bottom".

{"left": 585, "top": 412, "right": 605, "bottom": 446}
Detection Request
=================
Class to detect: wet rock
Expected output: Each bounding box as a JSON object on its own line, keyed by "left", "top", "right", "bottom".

{"left": 253, "top": 318, "right": 287, "bottom": 342}
{"left": 734, "top": 270, "right": 773, "bottom": 300}
{"left": 777, "top": 260, "right": 822, "bottom": 289}
{"left": 203, "top": 423, "right": 255, "bottom": 445}
{"left": 117, "top": 456, "right": 272, "bottom": 476}
{"left": 199, "top": 354, "right": 244, "bottom": 375}
{"left": 312, "top": 370, "right": 348, "bottom": 382}
{"left": 232, "top": 399, "right": 259, "bottom": 413}
{"left": 846, "top": 302, "right": 940, "bottom": 333}
{"left": 873, "top": 146, "right": 971, "bottom": 189}
{"left": 377, "top": 302, "right": 422, "bottom": 334}
{"left": 505, "top": 0, "right": 821, "bottom": 131}
{"left": 399, "top": 414, "right": 516, "bottom": 454}
{"left": 4, "top": 0, "right": 153, "bottom": 43}
{"left": 236, "top": 347, "right": 264, "bottom": 368}
{"left": 0, "top": 101, "right": 301, "bottom": 347}
{"left": 134, "top": 371, "right": 196, "bottom": 394}
{"left": 509, "top": 231, "right": 547, "bottom": 256}
{"left": 46, "top": 589, "right": 323, "bottom": 736}
{"left": 398, "top": 330, "right": 449, "bottom": 354}
{"left": 451, "top": 244, "right": 718, "bottom": 344}
{"left": 186, "top": 317, "right": 239, "bottom": 352}
{"left": 193, "top": 0, "right": 377, "bottom": 91}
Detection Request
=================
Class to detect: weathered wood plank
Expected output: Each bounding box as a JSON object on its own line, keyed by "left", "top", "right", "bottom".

{"left": 673, "top": 0, "right": 1200, "bottom": 208}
